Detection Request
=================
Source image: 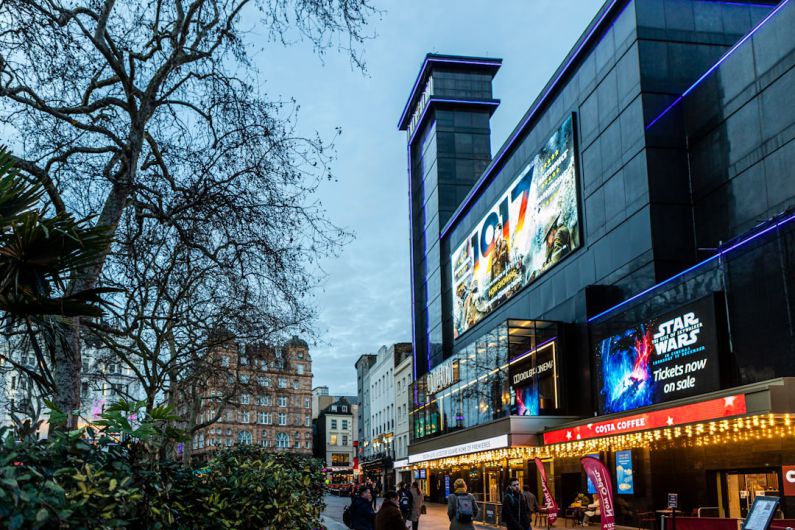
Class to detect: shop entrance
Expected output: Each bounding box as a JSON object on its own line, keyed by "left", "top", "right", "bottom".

{"left": 720, "top": 469, "right": 781, "bottom": 518}
{"left": 486, "top": 468, "right": 502, "bottom": 502}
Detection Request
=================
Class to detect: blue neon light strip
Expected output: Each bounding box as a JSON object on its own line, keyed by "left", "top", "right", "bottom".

{"left": 439, "top": 0, "right": 626, "bottom": 240}
{"left": 589, "top": 211, "right": 795, "bottom": 323}
{"left": 645, "top": 0, "right": 790, "bottom": 130}
{"left": 407, "top": 97, "right": 500, "bottom": 146}
{"left": 398, "top": 56, "right": 502, "bottom": 130}
{"left": 509, "top": 336, "right": 557, "bottom": 363}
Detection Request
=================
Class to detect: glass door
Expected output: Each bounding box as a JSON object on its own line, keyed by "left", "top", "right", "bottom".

{"left": 723, "top": 470, "right": 780, "bottom": 519}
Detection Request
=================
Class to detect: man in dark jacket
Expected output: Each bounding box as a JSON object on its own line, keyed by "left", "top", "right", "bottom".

{"left": 347, "top": 486, "right": 376, "bottom": 530}
{"left": 374, "top": 491, "right": 406, "bottom": 530}
{"left": 502, "top": 479, "right": 530, "bottom": 530}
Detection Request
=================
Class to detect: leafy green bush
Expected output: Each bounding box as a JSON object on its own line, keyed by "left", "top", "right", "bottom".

{"left": 0, "top": 401, "right": 325, "bottom": 529}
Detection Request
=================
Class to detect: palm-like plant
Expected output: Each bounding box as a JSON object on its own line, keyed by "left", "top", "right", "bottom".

{"left": 0, "top": 147, "right": 114, "bottom": 320}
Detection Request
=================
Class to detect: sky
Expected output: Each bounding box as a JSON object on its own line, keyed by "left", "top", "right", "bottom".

{"left": 252, "top": 0, "right": 605, "bottom": 395}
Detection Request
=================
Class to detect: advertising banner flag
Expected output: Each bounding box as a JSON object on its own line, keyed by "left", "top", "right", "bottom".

{"left": 534, "top": 458, "right": 558, "bottom": 525}
{"left": 580, "top": 456, "right": 616, "bottom": 530}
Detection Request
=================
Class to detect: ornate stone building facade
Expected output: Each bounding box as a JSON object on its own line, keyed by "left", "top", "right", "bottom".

{"left": 186, "top": 336, "right": 313, "bottom": 459}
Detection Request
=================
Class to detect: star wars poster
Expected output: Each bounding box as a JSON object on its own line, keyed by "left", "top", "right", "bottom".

{"left": 452, "top": 115, "right": 581, "bottom": 338}
{"left": 594, "top": 296, "right": 721, "bottom": 415}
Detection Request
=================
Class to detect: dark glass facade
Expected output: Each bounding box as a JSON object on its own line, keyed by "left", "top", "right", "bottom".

{"left": 400, "top": 0, "right": 795, "bottom": 519}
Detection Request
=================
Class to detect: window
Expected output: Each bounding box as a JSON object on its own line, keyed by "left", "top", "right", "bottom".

{"left": 278, "top": 378, "right": 287, "bottom": 388}
{"left": 240, "top": 393, "right": 250, "bottom": 405}
{"left": 341, "top": 406, "right": 348, "bottom": 413}
{"left": 305, "top": 441, "right": 311, "bottom": 448}
{"left": 276, "top": 432, "right": 289, "bottom": 449}
{"left": 296, "top": 364, "right": 304, "bottom": 375}
{"left": 237, "top": 430, "right": 252, "bottom": 445}
{"left": 241, "top": 411, "right": 250, "bottom": 424}
{"left": 342, "top": 435, "right": 348, "bottom": 446}
{"left": 330, "top": 434, "right": 338, "bottom": 445}
{"left": 304, "top": 398, "right": 310, "bottom": 409}
{"left": 342, "top": 420, "right": 349, "bottom": 430}
{"left": 226, "top": 428, "right": 232, "bottom": 436}
{"left": 278, "top": 396, "right": 287, "bottom": 407}
{"left": 221, "top": 356, "right": 229, "bottom": 367}
{"left": 240, "top": 374, "right": 249, "bottom": 384}
{"left": 258, "top": 377, "right": 270, "bottom": 387}
{"left": 275, "top": 348, "right": 283, "bottom": 359}
{"left": 258, "top": 412, "right": 272, "bottom": 424}
{"left": 332, "top": 453, "right": 349, "bottom": 466}
{"left": 291, "top": 380, "right": 299, "bottom": 389}
{"left": 240, "top": 356, "right": 248, "bottom": 366}
{"left": 331, "top": 419, "right": 337, "bottom": 429}
{"left": 278, "top": 412, "right": 287, "bottom": 425}
{"left": 225, "top": 438, "right": 232, "bottom": 447}
{"left": 257, "top": 395, "right": 271, "bottom": 406}
{"left": 81, "top": 382, "right": 90, "bottom": 398}
{"left": 305, "top": 415, "right": 311, "bottom": 427}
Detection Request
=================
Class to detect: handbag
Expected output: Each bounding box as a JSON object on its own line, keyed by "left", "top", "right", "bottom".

{"left": 421, "top": 504, "right": 427, "bottom": 515}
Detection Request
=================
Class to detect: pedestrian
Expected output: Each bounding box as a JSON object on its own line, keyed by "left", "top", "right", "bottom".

{"left": 398, "top": 482, "right": 414, "bottom": 523}
{"left": 375, "top": 490, "right": 406, "bottom": 530}
{"left": 409, "top": 481, "right": 424, "bottom": 530}
{"left": 344, "top": 485, "right": 376, "bottom": 530}
{"left": 522, "top": 484, "right": 538, "bottom": 529}
{"left": 447, "top": 478, "right": 479, "bottom": 530}
{"left": 502, "top": 479, "right": 530, "bottom": 530}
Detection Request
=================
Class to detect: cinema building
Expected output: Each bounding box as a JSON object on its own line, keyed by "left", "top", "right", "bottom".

{"left": 400, "top": 0, "right": 795, "bottom": 523}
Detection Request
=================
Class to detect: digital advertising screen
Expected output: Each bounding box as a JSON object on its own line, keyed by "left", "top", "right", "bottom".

{"left": 594, "top": 296, "right": 722, "bottom": 415}
{"left": 615, "top": 450, "right": 634, "bottom": 494}
{"left": 510, "top": 342, "right": 557, "bottom": 416}
{"left": 451, "top": 115, "right": 581, "bottom": 338}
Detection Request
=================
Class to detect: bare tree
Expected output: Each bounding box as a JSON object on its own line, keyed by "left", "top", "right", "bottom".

{"left": 0, "top": 0, "right": 372, "bottom": 428}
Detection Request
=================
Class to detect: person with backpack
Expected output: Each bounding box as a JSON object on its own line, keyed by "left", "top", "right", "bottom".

{"left": 398, "top": 482, "right": 414, "bottom": 522}
{"left": 374, "top": 491, "right": 406, "bottom": 530}
{"left": 344, "top": 485, "right": 376, "bottom": 530}
{"left": 447, "top": 478, "right": 479, "bottom": 530}
{"left": 501, "top": 479, "right": 530, "bottom": 530}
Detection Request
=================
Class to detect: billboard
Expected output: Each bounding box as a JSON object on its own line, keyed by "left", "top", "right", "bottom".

{"left": 594, "top": 296, "right": 721, "bottom": 415}
{"left": 452, "top": 115, "right": 581, "bottom": 338}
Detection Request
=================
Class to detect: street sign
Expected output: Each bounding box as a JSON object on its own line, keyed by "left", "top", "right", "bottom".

{"left": 668, "top": 493, "right": 678, "bottom": 509}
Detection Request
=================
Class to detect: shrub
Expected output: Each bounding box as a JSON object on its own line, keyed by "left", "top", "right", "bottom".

{"left": 0, "top": 402, "right": 325, "bottom": 529}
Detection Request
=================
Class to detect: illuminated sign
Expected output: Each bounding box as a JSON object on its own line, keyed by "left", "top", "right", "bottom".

{"left": 452, "top": 115, "right": 581, "bottom": 338}
{"left": 510, "top": 341, "right": 558, "bottom": 416}
{"left": 544, "top": 394, "right": 747, "bottom": 445}
{"left": 408, "top": 434, "right": 509, "bottom": 464}
{"left": 425, "top": 361, "right": 459, "bottom": 395}
{"left": 615, "top": 450, "right": 634, "bottom": 494}
{"left": 594, "top": 296, "right": 722, "bottom": 414}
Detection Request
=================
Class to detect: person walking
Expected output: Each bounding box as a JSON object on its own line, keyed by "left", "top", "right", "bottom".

{"left": 398, "top": 482, "right": 414, "bottom": 523}
{"left": 409, "top": 482, "right": 424, "bottom": 530}
{"left": 345, "top": 485, "right": 376, "bottom": 530}
{"left": 522, "top": 484, "right": 538, "bottom": 529}
{"left": 502, "top": 479, "right": 530, "bottom": 530}
{"left": 375, "top": 491, "right": 406, "bottom": 530}
{"left": 447, "top": 478, "right": 479, "bottom": 530}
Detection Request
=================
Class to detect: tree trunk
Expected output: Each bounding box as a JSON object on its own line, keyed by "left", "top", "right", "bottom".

{"left": 50, "top": 317, "right": 82, "bottom": 432}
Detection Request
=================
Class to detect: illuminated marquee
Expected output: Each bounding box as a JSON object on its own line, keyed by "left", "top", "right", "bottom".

{"left": 544, "top": 394, "right": 747, "bottom": 445}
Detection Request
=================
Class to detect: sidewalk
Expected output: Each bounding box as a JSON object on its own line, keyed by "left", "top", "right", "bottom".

{"left": 321, "top": 495, "right": 638, "bottom": 530}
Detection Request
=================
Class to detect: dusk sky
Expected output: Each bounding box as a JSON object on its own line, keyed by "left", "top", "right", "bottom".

{"left": 254, "top": 0, "right": 605, "bottom": 395}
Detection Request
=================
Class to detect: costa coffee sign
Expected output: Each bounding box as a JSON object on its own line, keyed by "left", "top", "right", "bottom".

{"left": 783, "top": 466, "right": 795, "bottom": 496}
{"left": 544, "top": 394, "right": 747, "bottom": 444}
